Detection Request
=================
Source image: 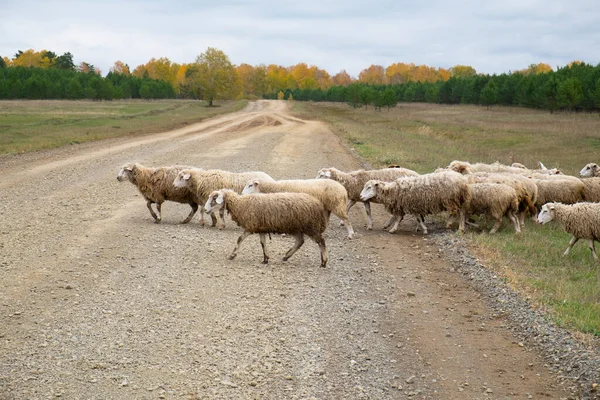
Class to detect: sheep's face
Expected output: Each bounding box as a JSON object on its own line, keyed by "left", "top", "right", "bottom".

{"left": 537, "top": 204, "right": 555, "bottom": 225}
{"left": 205, "top": 190, "right": 225, "bottom": 213}
{"left": 360, "top": 180, "right": 380, "bottom": 201}
{"left": 580, "top": 163, "right": 598, "bottom": 178}
{"left": 316, "top": 168, "right": 332, "bottom": 179}
{"left": 242, "top": 180, "right": 259, "bottom": 195}
{"left": 117, "top": 165, "right": 134, "bottom": 182}
{"left": 173, "top": 171, "right": 191, "bottom": 188}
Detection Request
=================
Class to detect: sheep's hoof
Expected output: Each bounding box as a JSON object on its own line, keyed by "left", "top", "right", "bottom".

{"left": 262, "top": 259, "right": 269, "bottom": 264}
{"left": 320, "top": 263, "right": 327, "bottom": 268}
{"left": 347, "top": 234, "right": 354, "bottom": 240}
{"left": 388, "top": 228, "right": 397, "bottom": 234}
{"left": 227, "top": 254, "right": 236, "bottom": 260}
{"left": 367, "top": 226, "right": 373, "bottom": 231}
{"left": 282, "top": 256, "right": 290, "bottom": 262}
{"left": 154, "top": 219, "right": 161, "bottom": 224}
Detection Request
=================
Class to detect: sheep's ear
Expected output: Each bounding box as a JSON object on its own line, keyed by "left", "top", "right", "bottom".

{"left": 548, "top": 204, "right": 555, "bottom": 210}
{"left": 125, "top": 165, "right": 133, "bottom": 171}
{"left": 216, "top": 192, "right": 224, "bottom": 205}
{"left": 253, "top": 180, "right": 259, "bottom": 186}
{"left": 539, "top": 161, "right": 547, "bottom": 170}
{"left": 183, "top": 173, "right": 191, "bottom": 181}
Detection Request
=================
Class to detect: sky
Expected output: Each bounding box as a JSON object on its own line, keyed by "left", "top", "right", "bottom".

{"left": 1, "top": 0, "right": 599, "bottom": 77}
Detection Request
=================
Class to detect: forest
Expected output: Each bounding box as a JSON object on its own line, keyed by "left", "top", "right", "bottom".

{"left": 1, "top": 48, "right": 599, "bottom": 112}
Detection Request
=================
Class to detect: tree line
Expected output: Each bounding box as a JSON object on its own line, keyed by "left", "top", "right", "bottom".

{"left": 266, "top": 62, "right": 600, "bottom": 112}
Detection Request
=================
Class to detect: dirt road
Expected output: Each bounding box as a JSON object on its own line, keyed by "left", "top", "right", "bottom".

{"left": 0, "top": 100, "right": 574, "bottom": 399}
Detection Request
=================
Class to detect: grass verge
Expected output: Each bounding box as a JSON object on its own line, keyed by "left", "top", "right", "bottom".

{"left": 291, "top": 101, "right": 600, "bottom": 335}
{"left": 0, "top": 99, "right": 248, "bottom": 155}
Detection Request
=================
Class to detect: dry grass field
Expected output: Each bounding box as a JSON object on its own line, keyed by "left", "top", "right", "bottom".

{"left": 292, "top": 101, "right": 600, "bottom": 335}
{"left": 0, "top": 99, "right": 248, "bottom": 155}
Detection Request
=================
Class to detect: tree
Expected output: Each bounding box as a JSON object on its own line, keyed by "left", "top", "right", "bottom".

{"left": 0, "top": 57, "right": 6, "bottom": 69}
{"left": 358, "top": 65, "right": 386, "bottom": 85}
{"left": 110, "top": 61, "right": 130, "bottom": 75}
{"left": 480, "top": 80, "right": 498, "bottom": 108}
{"left": 331, "top": 70, "right": 353, "bottom": 86}
{"left": 557, "top": 77, "right": 584, "bottom": 110}
{"left": 189, "top": 47, "right": 238, "bottom": 106}
{"left": 382, "top": 88, "right": 397, "bottom": 110}
{"left": 55, "top": 52, "right": 75, "bottom": 70}
{"left": 449, "top": 65, "right": 477, "bottom": 78}
{"left": 592, "top": 78, "right": 600, "bottom": 111}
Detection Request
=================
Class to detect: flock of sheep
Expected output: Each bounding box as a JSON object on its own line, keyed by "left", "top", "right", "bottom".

{"left": 117, "top": 160, "right": 600, "bottom": 266}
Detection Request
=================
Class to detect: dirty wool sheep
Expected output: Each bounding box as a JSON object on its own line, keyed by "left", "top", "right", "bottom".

{"left": 360, "top": 171, "right": 471, "bottom": 234}
{"left": 465, "top": 183, "right": 521, "bottom": 234}
{"left": 580, "top": 163, "right": 600, "bottom": 178}
{"left": 173, "top": 168, "right": 274, "bottom": 229}
{"left": 316, "top": 166, "right": 419, "bottom": 230}
{"left": 449, "top": 160, "right": 561, "bottom": 176}
{"left": 205, "top": 189, "right": 329, "bottom": 267}
{"left": 117, "top": 163, "right": 199, "bottom": 224}
{"left": 530, "top": 174, "right": 585, "bottom": 208}
{"left": 538, "top": 202, "right": 600, "bottom": 261}
{"left": 242, "top": 179, "right": 354, "bottom": 238}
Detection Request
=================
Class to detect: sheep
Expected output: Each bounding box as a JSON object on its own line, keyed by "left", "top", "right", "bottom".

{"left": 581, "top": 177, "right": 600, "bottom": 202}
{"left": 449, "top": 160, "right": 561, "bottom": 176}
{"left": 117, "top": 163, "right": 200, "bottom": 224}
{"left": 242, "top": 179, "right": 355, "bottom": 239}
{"left": 205, "top": 189, "right": 329, "bottom": 267}
{"left": 537, "top": 202, "right": 600, "bottom": 261}
{"left": 359, "top": 171, "right": 471, "bottom": 234}
{"left": 173, "top": 168, "right": 275, "bottom": 229}
{"left": 529, "top": 174, "right": 585, "bottom": 208}
{"left": 315, "top": 166, "right": 419, "bottom": 230}
{"left": 464, "top": 183, "right": 521, "bottom": 234}
{"left": 511, "top": 162, "right": 527, "bottom": 169}
{"left": 465, "top": 172, "right": 537, "bottom": 227}
{"left": 580, "top": 163, "right": 600, "bottom": 178}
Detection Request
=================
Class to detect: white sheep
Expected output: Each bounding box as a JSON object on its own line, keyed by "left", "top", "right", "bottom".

{"left": 580, "top": 163, "right": 600, "bottom": 178}
{"left": 205, "top": 189, "right": 329, "bottom": 267}
{"left": 117, "top": 163, "right": 199, "bottom": 224}
{"left": 173, "top": 168, "right": 275, "bottom": 229}
{"left": 449, "top": 160, "right": 562, "bottom": 176}
{"left": 242, "top": 179, "right": 355, "bottom": 239}
{"left": 529, "top": 174, "right": 585, "bottom": 208}
{"left": 537, "top": 202, "right": 600, "bottom": 261}
{"left": 316, "top": 166, "right": 419, "bottom": 230}
{"left": 581, "top": 177, "right": 600, "bottom": 203}
{"left": 359, "top": 171, "right": 471, "bottom": 234}
{"left": 465, "top": 183, "right": 521, "bottom": 234}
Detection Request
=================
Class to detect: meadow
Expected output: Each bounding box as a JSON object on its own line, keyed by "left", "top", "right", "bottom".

{"left": 291, "top": 101, "right": 600, "bottom": 335}
{"left": 0, "top": 99, "right": 247, "bottom": 155}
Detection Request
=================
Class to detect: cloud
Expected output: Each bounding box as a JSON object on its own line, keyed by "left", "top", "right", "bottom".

{"left": 1, "top": 0, "right": 598, "bottom": 77}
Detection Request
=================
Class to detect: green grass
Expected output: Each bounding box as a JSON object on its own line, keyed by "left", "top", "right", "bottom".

{"left": 292, "top": 101, "right": 600, "bottom": 335}
{"left": 0, "top": 99, "right": 248, "bottom": 155}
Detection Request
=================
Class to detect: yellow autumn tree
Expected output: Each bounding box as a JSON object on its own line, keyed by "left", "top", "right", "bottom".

{"left": 12, "top": 49, "right": 44, "bottom": 67}
{"left": 187, "top": 47, "right": 239, "bottom": 106}
{"left": 449, "top": 65, "right": 477, "bottom": 78}
{"left": 110, "top": 60, "right": 130, "bottom": 75}
{"left": 331, "top": 70, "right": 354, "bottom": 86}
{"left": 358, "top": 65, "right": 387, "bottom": 84}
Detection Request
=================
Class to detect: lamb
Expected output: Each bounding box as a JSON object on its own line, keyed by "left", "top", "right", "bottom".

{"left": 117, "top": 163, "right": 199, "bottom": 224}
{"left": 173, "top": 168, "right": 275, "bottom": 229}
{"left": 464, "top": 183, "right": 521, "bottom": 234}
{"left": 580, "top": 163, "right": 600, "bottom": 178}
{"left": 529, "top": 174, "right": 585, "bottom": 208}
{"left": 359, "top": 171, "right": 471, "bottom": 234}
{"left": 315, "top": 166, "right": 419, "bottom": 230}
{"left": 537, "top": 202, "right": 600, "bottom": 261}
{"left": 205, "top": 189, "right": 329, "bottom": 267}
{"left": 242, "top": 179, "right": 355, "bottom": 239}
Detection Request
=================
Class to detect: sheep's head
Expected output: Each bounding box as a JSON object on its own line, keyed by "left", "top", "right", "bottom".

{"left": 117, "top": 163, "right": 136, "bottom": 182}
{"left": 173, "top": 170, "right": 192, "bottom": 188}
{"left": 242, "top": 180, "right": 260, "bottom": 195}
{"left": 537, "top": 203, "right": 556, "bottom": 225}
{"left": 448, "top": 160, "right": 471, "bottom": 175}
{"left": 360, "top": 180, "right": 381, "bottom": 201}
{"left": 580, "top": 163, "right": 599, "bottom": 178}
{"left": 315, "top": 168, "right": 333, "bottom": 179}
{"left": 205, "top": 190, "right": 227, "bottom": 213}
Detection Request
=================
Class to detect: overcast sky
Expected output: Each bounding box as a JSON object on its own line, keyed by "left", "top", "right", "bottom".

{"left": 1, "top": 0, "right": 599, "bottom": 77}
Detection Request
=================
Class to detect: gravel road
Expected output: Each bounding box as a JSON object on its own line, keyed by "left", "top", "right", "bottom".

{"left": 0, "top": 100, "right": 590, "bottom": 399}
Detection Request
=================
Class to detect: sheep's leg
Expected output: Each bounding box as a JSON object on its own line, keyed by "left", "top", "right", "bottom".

{"left": 342, "top": 217, "right": 354, "bottom": 239}
{"left": 489, "top": 218, "right": 502, "bottom": 234}
{"left": 416, "top": 214, "right": 428, "bottom": 234}
{"left": 315, "top": 234, "right": 328, "bottom": 268}
{"left": 388, "top": 215, "right": 404, "bottom": 234}
{"left": 508, "top": 211, "right": 521, "bottom": 234}
{"left": 518, "top": 211, "right": 526, "bottom": 229}
{"left": 218, "top": 208, "right": 226, "bottom": 230}
{"left": 383, "top": 214, "right": 396, "bottom": 230}
{"left": 563, "top": 236, "right": 579, "bottom": 256}
{"left": 209, "top": 211, "right": 218, "bottom": 227}
{"left": 588, "top": 240, "right": 599, "bottom": 260}
{"left": 283, "top": 233, "right": 305, "bottom": 261}
{"left": 228, "top": 231, "right": 252, "bottom": 260}
{"left": 146, "top": 201, "right": 159, "bottom": 222}
{"left": 198, "top": 208, "right": 206, "bottom": 226}
{"left": 181, "top": 203, "right": 198, "bottom": 224}
{"left": 259, "top": 233, "right": 270, "bottom": 264}
{"left": 457, "top": 208, "right": 466, "bottom": 232}
{"left": 342, "top": 200, "right": 356, "bottom": 226}
{"left": 154, "top": 202, "right": 162, "bottom": 223}
{"left": 363, "top": 201, "right": 373, "bottom": 230}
